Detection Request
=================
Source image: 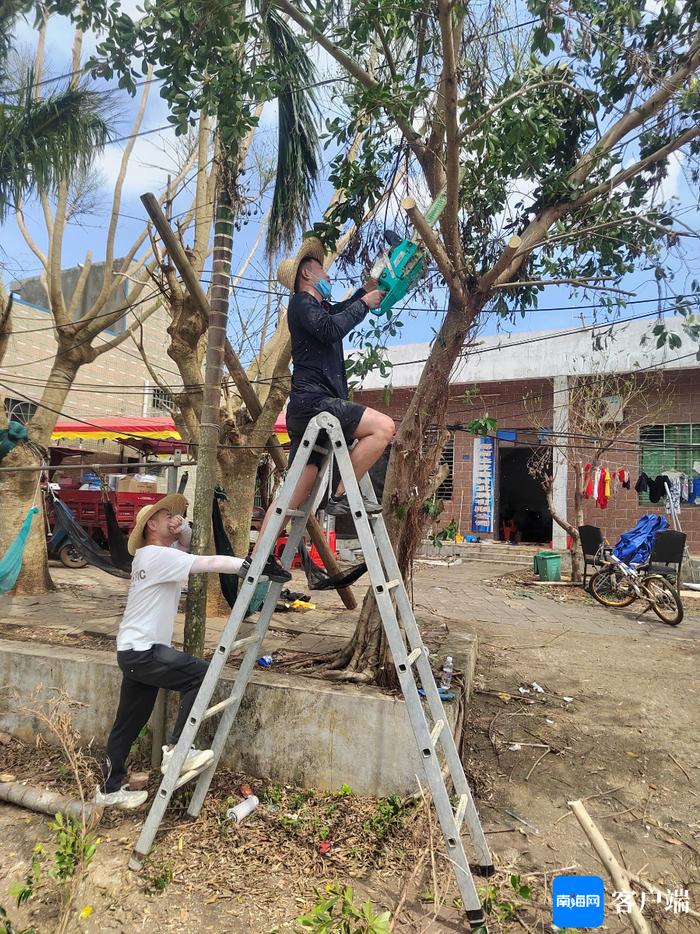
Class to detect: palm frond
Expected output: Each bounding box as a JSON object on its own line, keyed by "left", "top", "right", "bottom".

{"left": 0, "top": 70, "right": 114, "bottom": 220}
{"left": 264, "top": 9, "right": 321, "bottom": 254}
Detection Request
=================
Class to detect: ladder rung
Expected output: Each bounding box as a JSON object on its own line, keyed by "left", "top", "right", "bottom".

{"left": 201, "top": 696, "right": 236, "bottom": 721}
{"left": 171, "top": 760, "right": 213, "bottom": 791}
{"left": 454, "top": 794, "right": 469, "bottom": 831}
{"left": 407, "top": 647, "right": 423, "bottom": 665}
{"left": 286, "top": 508, "right": 305, "bottom": 517}
{"left": 430, "top": 719, "right": 445, "bottom": 745}
{"left": 231, "top": 634, "right": 259, "bottom": 652}
{"left": 312, "top": 444, "right": 328, "bottom": 455}
{"left": 386, "top": 579, "right": 400, "bottom": 590}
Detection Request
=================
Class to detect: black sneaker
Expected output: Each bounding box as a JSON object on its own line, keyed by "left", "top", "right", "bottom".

{"left": 240, "top": 555, "right": 292, "bottom": 583}
{"left": 325, "top": 494, "right": 382, "bottom": 516}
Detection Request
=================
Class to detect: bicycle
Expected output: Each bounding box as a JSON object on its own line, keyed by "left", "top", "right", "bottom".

{"left": 588, "top": 549, "right": 683, "bottom": 626}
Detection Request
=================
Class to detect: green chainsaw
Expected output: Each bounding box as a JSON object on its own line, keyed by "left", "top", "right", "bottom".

{"left": 368, "top": 179, "right": 455, "bottom": 316}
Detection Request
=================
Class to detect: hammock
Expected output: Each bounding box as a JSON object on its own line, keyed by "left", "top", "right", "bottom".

{"left": 104, "top": 499, "right": 133, "bottom": 573}
{"left": 0, "top": 506, "right": 39, "bottom": 593}
{"left": 212, "top": 495, "right": 239, "bottom": 608}
{"left": 51, "top": 498, "right": 129, "bottom": 579}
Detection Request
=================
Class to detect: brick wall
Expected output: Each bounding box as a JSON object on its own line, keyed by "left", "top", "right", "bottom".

{"left": 355, "top": 369, "right": 700, "bottom": 552}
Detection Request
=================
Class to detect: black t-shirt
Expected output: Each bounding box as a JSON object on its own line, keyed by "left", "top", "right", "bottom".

{"left": 287, "top": 288, "right": 369, "bottom": 416}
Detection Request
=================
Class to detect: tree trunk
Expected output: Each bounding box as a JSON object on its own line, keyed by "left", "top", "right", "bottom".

{"left": 544, "top": 466, "right": 585, "bottom": 583}
{"left": 0, "top": 352, "right": 84, "bottom": 595}
{"left": 0, "top": 444, "right": 54, "bottom": 594}
{"left": 183, "top": 184, "right": 234, "bottom": 656}
{"left": 331, "top": 296, "right": 483, "bottom": 684}
{"left": 217, "top": 447, "right": 261, "bottom": 559}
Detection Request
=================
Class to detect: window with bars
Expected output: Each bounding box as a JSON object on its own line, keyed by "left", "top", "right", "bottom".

{"left": 4, "top": 396, "right": 37, "bottom": 425}
{"left": 425, "top": 429, "right": 455, "bottom": 500}
{"left": 150, "top": 386, "right": 175, "bottom": 414}
{"left": 639, "top": 423, "right": 700, "bottom": 503}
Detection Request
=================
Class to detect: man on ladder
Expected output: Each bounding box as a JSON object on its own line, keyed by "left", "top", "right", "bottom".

{"left": 250, "top": 238, "right": 395, "bottom": 578}
{"left": 96, "top": 495, "right": 246, "bottom": 809}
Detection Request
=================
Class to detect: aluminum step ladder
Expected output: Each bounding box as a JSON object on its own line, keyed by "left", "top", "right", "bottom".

{"left": 129, "top": 411, "right": 493, "bottom": 930}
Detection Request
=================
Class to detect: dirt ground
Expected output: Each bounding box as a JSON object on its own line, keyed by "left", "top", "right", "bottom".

{"left": 1, "top": 554, "right": 699, "bottom": 932}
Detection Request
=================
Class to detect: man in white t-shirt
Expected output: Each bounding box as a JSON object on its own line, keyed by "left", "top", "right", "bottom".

{"left": 97, "top": 494, "right": 245, "bottom": 810}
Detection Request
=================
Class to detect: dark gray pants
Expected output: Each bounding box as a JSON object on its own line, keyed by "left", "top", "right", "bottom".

{"left": 102, "top": 644, "right": 209, "bottom": 792}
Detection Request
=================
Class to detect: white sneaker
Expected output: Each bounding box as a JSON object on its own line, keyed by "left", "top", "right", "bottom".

{"left": 95, "top": 786, "right": 148, "bottom": 810}
{"left": 161, "top": 745, "right": 214, "bottom": 776}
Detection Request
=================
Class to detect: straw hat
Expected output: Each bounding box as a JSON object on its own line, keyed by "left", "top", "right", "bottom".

{"left": 127, "top": 494, "right": 188, "bottom": 555}
{"left": 277, "top": 236, "right": 326, "bottom": 292}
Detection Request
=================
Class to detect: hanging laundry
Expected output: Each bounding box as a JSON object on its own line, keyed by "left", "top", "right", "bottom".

{"left": 664, "top": 472, "right": 682, "bottom": 515}
{"left": 635, "top": 472, "right": 651, "bottom": 494}
{"left": 648, "top": 474, "right": 670, "bottom": 503}
{"left": 596, "top": 468, "right": 609, "bottom": 509}
{"left": 583, "top": 463, "right": 594, "bottom": 499}
{"left": 620, "top": 469, "right": 630, "bottom": 490}
{"left": 680, "top": 474, "right": 689, "bottom": 502}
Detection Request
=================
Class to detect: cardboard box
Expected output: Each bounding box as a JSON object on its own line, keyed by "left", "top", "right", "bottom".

{"left": 117, "top": 476, "right": 134, "bottom": 492}
{"left": 108, "top": 474, "right": 127, "bottom": 491}
{"left": 129, "top": 479, "right": 158, "bottom": 493}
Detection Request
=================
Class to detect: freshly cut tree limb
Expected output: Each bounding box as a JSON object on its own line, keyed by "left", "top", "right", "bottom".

{"left": 478, "top": 235, "right": 522, "bottom": 292}
{"left": 402, "top": 197, "right": 460, "bottom": 298}
{"left": 569, "top": 799, "right": 650, "bottom": 934}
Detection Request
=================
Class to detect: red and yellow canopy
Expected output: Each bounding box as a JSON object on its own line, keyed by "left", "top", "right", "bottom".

{"left": 51, "top": 415, "right": 290, "bottom": 445}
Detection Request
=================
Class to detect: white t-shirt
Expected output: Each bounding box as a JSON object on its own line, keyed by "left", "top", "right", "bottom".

{"left": 116, "top": 545, "right": 196, "bottom": 651}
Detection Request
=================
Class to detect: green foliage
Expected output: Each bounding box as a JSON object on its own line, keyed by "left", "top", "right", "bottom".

{"left": 8, "top": 845, "right": 43, "bottom": 907}
{"left": 144, "top": 862, "right": 173, "bottom": 894}
{"left": 433, "top": 518, "right": 457, "bottom": 547}
{"left": 467, "top": 416, "right": 497, "bottom": 436}
{"left": 259, "top": 784, "right": 283, "bottom": 806}
{"left": 422, "top": 498, "right": 444, "bottom": 521}
{"left": 334, "top": 783, "right": 353, "bottom": 797}
{"left": 363, "top": 794, "right": 408, "bottom": 842}
{"left": 66, "top": 0, "right": 321, "bottom": 252}
{"left": 49, "top": 812, "right": 98, "bottom": 882}
{"left": 296, "top": 882, "right": 391, "bottom": 933}
{"left": 481, "top": 873, "right": 532, "bottom": 923}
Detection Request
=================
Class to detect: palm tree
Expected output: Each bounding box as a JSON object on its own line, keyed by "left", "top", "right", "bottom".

{"left": 0, "top": 2, "right": 112, "bottom": 221}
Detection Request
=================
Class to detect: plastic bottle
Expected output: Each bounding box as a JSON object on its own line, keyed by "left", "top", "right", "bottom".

{"left": 226, "top": 794, "right": 260, "bottom": 824}
{"left": 439, "top": 656, "right": 454, "bottom": 690}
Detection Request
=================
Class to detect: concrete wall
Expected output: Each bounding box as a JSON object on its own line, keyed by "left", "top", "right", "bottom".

{"left": 357, "top": 316, "right": 697, "bottom": 390}
{"left": 0, "top": 636, "right": 476, "bottom": 796}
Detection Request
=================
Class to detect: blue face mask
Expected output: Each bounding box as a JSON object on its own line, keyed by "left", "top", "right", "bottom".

{"left": 316, "top": 277, "right": 332, "bottom": 301}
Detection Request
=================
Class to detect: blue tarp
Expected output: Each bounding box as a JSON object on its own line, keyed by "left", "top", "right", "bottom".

{"left": 612, "top": 513, "right": 669, "bottom": 566}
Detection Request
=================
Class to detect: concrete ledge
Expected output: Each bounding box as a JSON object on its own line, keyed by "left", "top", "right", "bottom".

{"left": 0, "top": 633, "right": 477, "bottom": 796}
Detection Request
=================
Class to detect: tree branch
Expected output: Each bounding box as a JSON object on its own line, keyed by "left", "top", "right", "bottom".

{"left": 92, "top": 68, "right": 153, "bottom": 316}
{"left": 91, "top": 295, "right": 162, "bottom": 357}
{"left": 272, "top": 0, "right": 426, "bottom": 161}
{"left": 15, "top": 204, "right": 48, "bottom": 270}
{"left": 569, "top": 124, "right": 700, "bottom": 213}
{"left": 402, "top": 197, "right": 460, "bottom": 298}
{"left": 437, "top": 0, "right": 461, "bottom": 266}
{"left": 492, "top": 277, "right": 634, "bottom": 296}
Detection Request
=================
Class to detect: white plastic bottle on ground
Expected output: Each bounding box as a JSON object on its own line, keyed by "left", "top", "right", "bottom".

{"left": 439, "top": 656, "right": 454, "bottom": 690}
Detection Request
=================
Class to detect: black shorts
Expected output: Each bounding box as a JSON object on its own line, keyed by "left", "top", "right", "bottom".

{"left": 287, "top": 398, "right": 366, "bottom": 469}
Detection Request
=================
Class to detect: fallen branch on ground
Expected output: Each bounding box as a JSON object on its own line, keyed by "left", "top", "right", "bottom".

{"left": 569, "top": 799, "right": 650, "bottom": 934}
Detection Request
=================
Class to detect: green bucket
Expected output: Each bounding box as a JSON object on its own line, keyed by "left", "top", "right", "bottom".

{"left": 538, "top": 554, "right": 561, "bottom": 582}
{"left": 533, "top": 550, "right": 558, "bottom": 575}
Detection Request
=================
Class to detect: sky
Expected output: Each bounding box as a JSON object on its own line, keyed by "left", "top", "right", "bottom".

{"left": 2, "top": 5, "right": 699, "bottom": 362}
